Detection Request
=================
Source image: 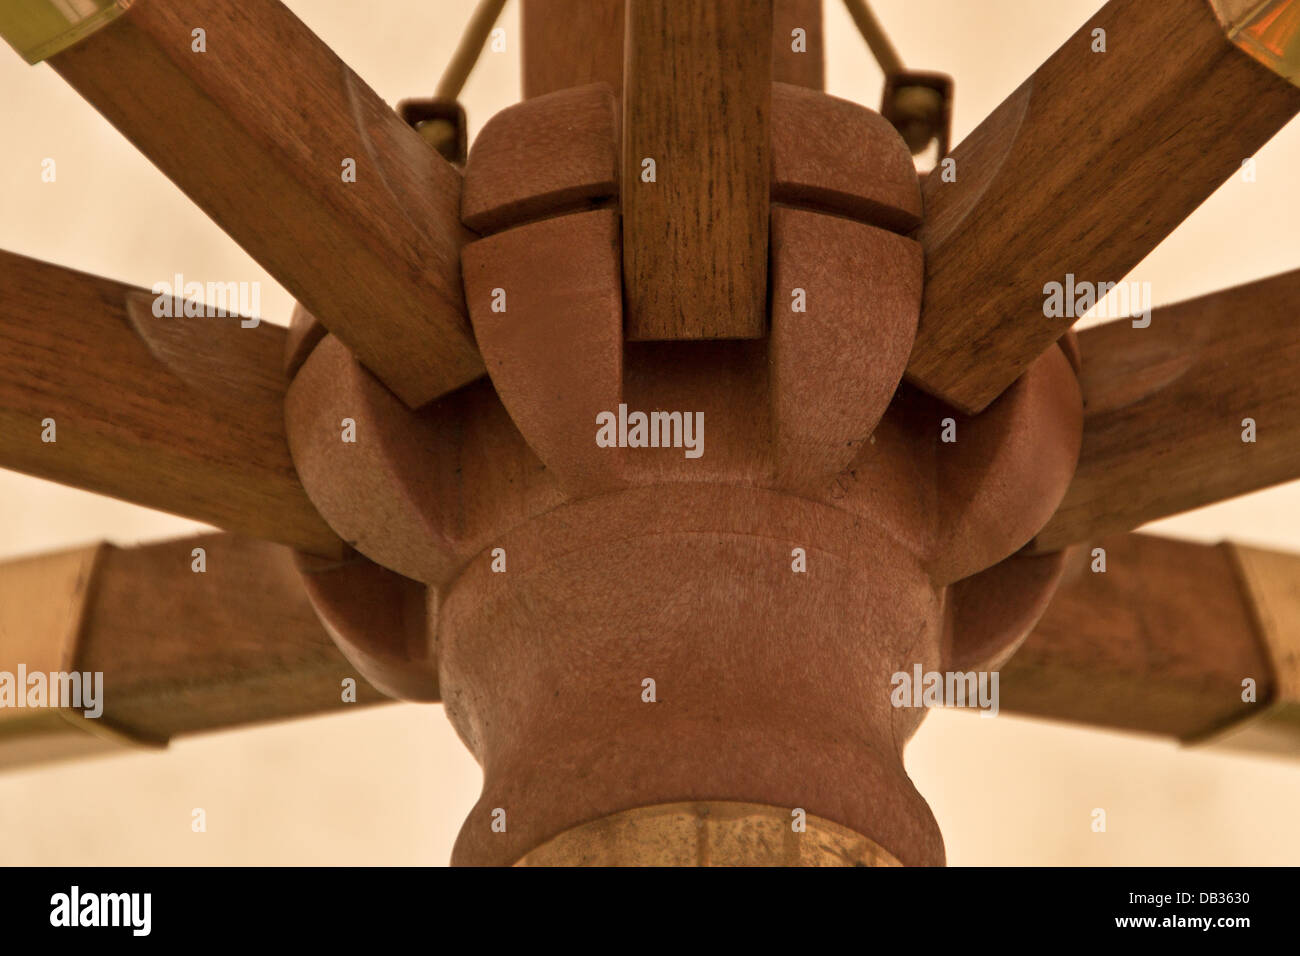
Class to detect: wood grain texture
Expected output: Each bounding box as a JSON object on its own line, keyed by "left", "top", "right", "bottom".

{"left": 521, "top": 0, "right": 625, "bottom": 98}
{"left": 1003, "top": 533, "right": 1272, "bottom": 740}
{"left": 0, "top": 251, "right": 342, "bottom": 557}
{"left": 1217, "top": 543, "right": 1300, "bottom": 755}
{"left": 0, "top": 535, "right": 387, "bottom": 769}
{"left": 1032, "top": 269, "right": 1300, "bottom": 552}
{"left": 622, "top": 0, "right": 772, "bottom": 340}
{"left": 462, "top": 83, "right": 619, "bottom": 234}
{"left": 49, "top": 0, "right": 483, "bottom": 408}
{"left": 907, "top": 0, "right": 1300, "bottom": 414}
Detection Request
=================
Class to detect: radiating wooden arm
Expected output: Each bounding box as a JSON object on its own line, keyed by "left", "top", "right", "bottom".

{"left": 907, "top": 0, "right": 1300, "bottom": 413}
{"left": 0, "top": 534, "right": 387, "bottom": 770}
{"left": 1003, "top": 533, "right": 1300, "bottom": 757}
{"left": 1033, "top": 268, "right": 1300, "bottom": 552}
{"left": 33, "top": 0, "right": 483, "bottom": 408}
{"left": 0, "top": 250, "right": 342, "bottom": 557}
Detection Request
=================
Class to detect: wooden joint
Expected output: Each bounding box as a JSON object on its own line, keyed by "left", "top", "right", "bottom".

{"left": 1204, "top": 543, "right": 1300, "bottom": 755}
{"left": 0, "top": 544, "right": 165, "bottom": 770}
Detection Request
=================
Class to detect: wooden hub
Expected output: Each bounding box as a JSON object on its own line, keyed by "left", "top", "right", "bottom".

{"left": 283, "top": 79, "right": 1083, "bottom": 864}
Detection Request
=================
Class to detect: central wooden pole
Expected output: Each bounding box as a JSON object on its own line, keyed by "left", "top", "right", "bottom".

{"left": 437, "top": 490, "right": 947, "bottom": 867}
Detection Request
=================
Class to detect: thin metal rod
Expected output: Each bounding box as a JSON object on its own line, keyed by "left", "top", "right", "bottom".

{"left": 435, "top": 0, "right": 509, "bottom": 100}
{"left": 842, "top": 0, "right": 905, "bottom": 76}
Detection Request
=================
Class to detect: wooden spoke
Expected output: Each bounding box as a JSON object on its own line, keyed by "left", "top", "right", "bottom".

{"left": 907, "top": 0, "right": 1300, "bottom": 414}
{"left": 0, "top": 250, "right": 342, "bottom": 557}
{"left": 0, "top": 534, "right": 386, "bottom": 771}
{"left": 1003, "top": 533, "right": 1300, "bottom": 758}
{"left": 1032, "top": 268, "right": 1300, "bottom": 552}
{"left": 45, "top": 0, "right": 482, "bottom": 408}
{"left": 622, "top": 0, "right": 773, "bottom": 340}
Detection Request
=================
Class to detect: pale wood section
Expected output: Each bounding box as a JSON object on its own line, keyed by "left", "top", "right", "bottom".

{"left": 0, "top": 251, "right": 342, "bottom": 557}
{"left": 0, "top": 534, "right": 387, "bottom": 770}
{"left": 1032, "top": 269, "right": 1300, "bottom": 552}
{"left": 462, "top": 83, "right": 619, "bottom": 234}
{"left": 1002, "top": 534, "right": 1273, "bottom": 742}
{"left": 0, "top": 545, "right": 132, "bottom": 768}
{"left": 907, "top": 0, "right": 1300, "bottom": 414}
{"left": 49, "top": 0, "right": 482, "bottom": 408}
{"left": 1215, "top": 544, "right": 1300, "bottom": 755}
{"left": 515, "top": 801, "right": 901, "bottom": 866}
{"left": 622, "top": 0, "right": 772, "bottom": 340}
{"left": 521, "top": 0, "right": 625, "bottom": 98}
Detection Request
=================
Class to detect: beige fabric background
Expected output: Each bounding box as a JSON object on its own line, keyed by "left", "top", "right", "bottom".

{"left": 1, "top": 0, "right": 1298, "bottom": 865}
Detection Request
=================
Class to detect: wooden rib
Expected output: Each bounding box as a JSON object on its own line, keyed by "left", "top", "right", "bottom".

{"left": 907, "top": 0, "right": 1300, "bottom": 414}
{"left": 622, "top": 0, "right": 773, "bottom": 340}
{"left": 0, "top": 250, "right": 343, "bottom": 557}
{"left": 48, "top": 0, "right": 482, "bottom": 409}
{"left": 0, "top": 534, "right": 388, "bottom": 770}
{"left": 1032, "top": 269, "right": 1300, "bottom": 553}
{"left": 1001, "top": 533, "right": 1276, "bottom": 745}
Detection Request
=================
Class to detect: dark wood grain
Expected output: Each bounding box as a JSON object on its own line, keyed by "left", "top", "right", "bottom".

{"left": 0, "top": 251, "right": 342, "bottom": 557}
{"left": 907, "top": 0, "right": 1300, "bottom": 414}
{"left": 1003, "top": 533, "right": 1271, "bottom": 740}
{"left": 50, "top": 0, "right": 483, "bottom": 408}
{"left": 1032, "top": 268, "right": 1300, "bottom": 552}
{"left": 622, "top": 0, "right": 772, "bottom": 340}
